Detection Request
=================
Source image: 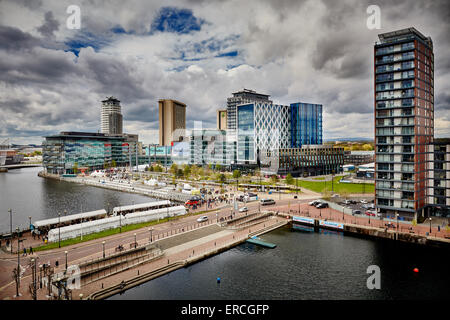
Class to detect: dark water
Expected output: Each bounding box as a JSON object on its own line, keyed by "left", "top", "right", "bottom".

{"left": 109, "top": 226, "right": 449, "bottom": 300}
{"left": 0, "top": 167, "right": 154, "bottom": 234}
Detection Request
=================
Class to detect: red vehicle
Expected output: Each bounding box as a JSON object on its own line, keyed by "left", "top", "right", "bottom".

{"left": 365, "top": 210, "right": 376, "bottom": 217}
{"left": 185, "top": 199, "right": 200, "bottom": 206}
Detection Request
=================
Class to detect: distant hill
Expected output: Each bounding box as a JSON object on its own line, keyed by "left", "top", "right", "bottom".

{"left": 324, "top": 137, "right": 374, "bottom": 142}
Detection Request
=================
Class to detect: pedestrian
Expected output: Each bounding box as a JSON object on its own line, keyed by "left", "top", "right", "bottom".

{"left": 23, "top": 247, "right": 27, "bottom": 256}
{"left": 29, "top": 246, "right": 33, "bottom": 255}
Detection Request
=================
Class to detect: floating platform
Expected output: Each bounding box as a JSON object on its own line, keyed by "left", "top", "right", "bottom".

{"left": 246, "top": 237, "right": 277, "bottom": 248}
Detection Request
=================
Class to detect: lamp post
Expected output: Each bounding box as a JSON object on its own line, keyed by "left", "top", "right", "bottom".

{"left": 58, "top": 212, "right": 61, "bottom": 248}
{"left": 9, "top": 209, "right": 13, "bottom": 253}
{"left": 396, "top": 213, "right": 399, "bottom": 240}
{"left": 102, "top": 241, "right": 105, "bottom": 259}
{"left": 29, "top": 216, "right": 32, "bottom": 230}
{"left": 16, "top": 227, "right": 21, "bottom": 288}
{"left": 149, "top": 228, "right": 153, "bottom": 243}
{"left": 429, "top": 217, "right": 432, "bottom": 234}
{"left": 64, "top": 251, "right": 68, "bottom": 270}
{"left": 134, "top": 233, "right": 137, "bottom": 248}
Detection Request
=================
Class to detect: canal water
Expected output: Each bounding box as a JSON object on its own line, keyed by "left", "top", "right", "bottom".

{"left": 108, "top": 226, "right": 449, "bottom": 300}
{"left": 0, "top": 167, "right": 154, "bottom": 234}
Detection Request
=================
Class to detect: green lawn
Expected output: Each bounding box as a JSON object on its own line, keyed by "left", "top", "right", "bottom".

{"left": 289, "top": 176, "right": 374, "bottom": 194}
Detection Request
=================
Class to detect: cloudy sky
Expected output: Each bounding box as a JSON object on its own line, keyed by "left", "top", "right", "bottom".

{"left": 0, "top": 0, "right": 449, "bottom": 145}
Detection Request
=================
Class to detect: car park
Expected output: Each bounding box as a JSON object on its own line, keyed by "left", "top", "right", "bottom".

{"left": 196, "top": 216, "right": 208, "bottom": 223}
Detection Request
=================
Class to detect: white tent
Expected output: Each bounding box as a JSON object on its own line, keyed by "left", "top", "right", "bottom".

{"left": 47, "top": 205, "right": 186, "bottom": 242}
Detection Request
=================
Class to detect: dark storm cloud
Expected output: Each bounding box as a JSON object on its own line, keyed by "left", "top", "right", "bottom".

{"left": 37, "top": 11, "right": 59, "bottom": 37}
{"left": 0, "top": 25, "right": 40, "bottom": 51}
{"left": 435, "top": 92, "right": 450, "bottom": 110}
{"left": 79, "top": 53, "right": 149, "bottom": 102}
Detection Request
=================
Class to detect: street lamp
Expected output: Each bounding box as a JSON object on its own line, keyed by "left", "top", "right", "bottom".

{"left": 29, "top": 216, "right": 32, "bottom": 230}
{"left": 134, "top": 233, "right": 137, "bottom": 248}
{"left": 149, "top": 228, "right": 153, "bottom": 243}
{"left": 429, "top": 217, "right": 432, "bottom": 234}
{"left": 65, "top": 251, "right": 68, "bottom": 270}
{"left": 102, "top": 241, "right": 105, "bottom": 258}
{"left": 79, "top": 293, "right": 83, "bottom": 300}
{"left": 58, "top": 212, "right": 61, "bottom": 248}
{"left": 9, "top": 209, "right": 13, "bottom": 253}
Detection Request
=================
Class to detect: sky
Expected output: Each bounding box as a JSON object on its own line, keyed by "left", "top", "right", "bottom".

{"left": 0, "top": 0, "right": 449, "bottom": 145}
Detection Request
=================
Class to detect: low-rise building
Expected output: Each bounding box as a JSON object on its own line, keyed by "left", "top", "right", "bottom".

{"left": 42, "top": 132, "right": 141, "bottom": 174}
{"left": 259, "top": 145, "right": 344, "bottom": 177}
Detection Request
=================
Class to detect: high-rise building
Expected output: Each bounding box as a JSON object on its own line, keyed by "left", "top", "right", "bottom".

{"left": 290, "top": 102, "right": 323, "bottom": 148}
{"left": 159, "top": 99, "right": 186, "bottom": 146}
{"left": 227, "top": 89, "right": 272, "bottom": 139}
{"left": 101, "top": 97, "right": 123, "bottom": 135}
{"left": 374, "top": 27, "right": 434, "bottom": 221}
{"left": 236, "top": 102, "right": 290, "bottom": 164}
{"left": 426, "top": 138, "right": 450, "bottom": 217}
{"left": 217, "top": 109, "right": 227, "bottom": 130}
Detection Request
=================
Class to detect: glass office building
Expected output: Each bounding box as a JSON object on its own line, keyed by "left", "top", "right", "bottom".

{"left": 290, "top": 103, "right": 322, "bottom": 148}
{"left": 43, "top": 132, "right": 138, "bottom": 174}
{"left": 237, "top": 104, "right": 255, "bottom": 162}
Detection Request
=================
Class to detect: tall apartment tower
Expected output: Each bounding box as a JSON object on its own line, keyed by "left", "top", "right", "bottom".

{"left": 159, "top": 99, "right": 186, "bottom": 146}
{"left": 101, "top": 97, "right": 123, "bottom": 135}
{"left": 226, "top": 89, "right": 272, "bottom": 139}
{"left": 374, "top": 27, "right": 434, "bottom": 221}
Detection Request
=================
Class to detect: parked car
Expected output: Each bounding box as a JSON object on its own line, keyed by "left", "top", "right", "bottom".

{"left": 352, "top": 209, "right": 362, "bottom": 215}
{"left": 360, "top": 199, "right": 368, "bottom": 204}
{"left": 316, "top": 202, "right": 329, "bottom": 209}
{"left": 196, "top": 216, "right": 208, "bottom": 223}
{"left": 239, "top": 207, "right": 248, "bottom": 212}
{"left": 309, "top": 200, "right": 321, "bottom": 206}
{"left": 260, "top": 199, "right": 276, "bottom": 206}
{"left": 365, "top": 210, "right": 376, "bottom": 217}
{"left": 185, "top": 199, "right": 200, "bottom": 206}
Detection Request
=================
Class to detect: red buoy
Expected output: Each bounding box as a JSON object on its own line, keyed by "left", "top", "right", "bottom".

{"left": 413, "top": 268, "right": 419, "bottom": 273}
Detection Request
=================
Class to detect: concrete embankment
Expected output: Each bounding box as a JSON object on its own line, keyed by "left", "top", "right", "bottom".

{"left": 283, "top": 212, "right": 450, "bottom": 248}
{"left": 38, "top": 171, "right": 191, "bottom": 203}
{"left": 86, "top": 217, "right": 288, "bottom": 300}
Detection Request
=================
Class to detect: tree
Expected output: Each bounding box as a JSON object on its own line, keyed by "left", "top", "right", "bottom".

{"left": 183, "top": 165, "right": 191, "bottom": 179}
{"left": 362, "top": 143, "right": 373, "bottom": 151}
{"left": 111, "top": 160, "right": 117, "bottom": 168}
{"left": 215, "top": 164, "right": 222, "bottom": 172}
{"left": 340, "top": 190, "right": 350, "bottom": 200}
{"left": 73, "top": 162, "right": 78, "bottom": 174}
{"left": 218, "top": 173, "right": 226, "bottom": 184}
{"left": 270, "top": 175, "right": 279, "bottom": 185}
{"left": 322, "top": 189, "right": 332, "bottom": 200}
{"left": 232, "top": 169, "right": 241, "bottom": 179}
{"left": 285, "top": 173, "right": 294, "bottom": 185}
{"left": 176, "top": 168, "right": 184, "bottom": 178}
{"left": 169, "top": 163, "right": 178, "bottom": 176}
